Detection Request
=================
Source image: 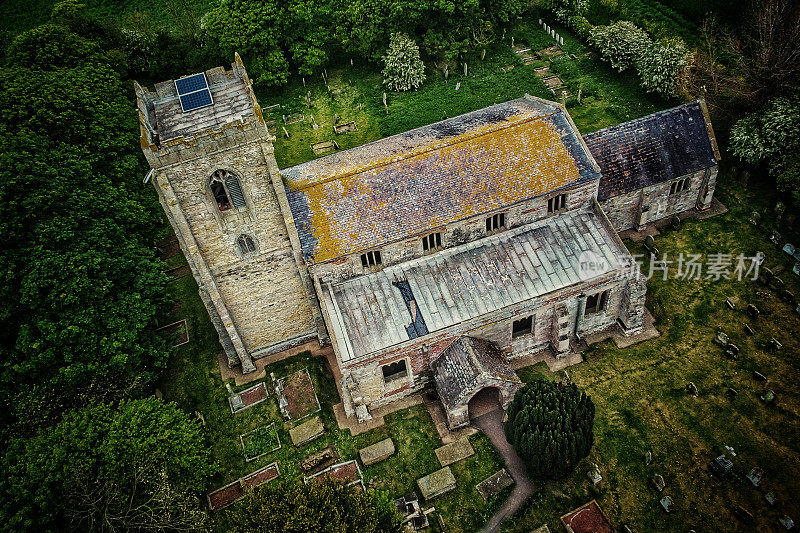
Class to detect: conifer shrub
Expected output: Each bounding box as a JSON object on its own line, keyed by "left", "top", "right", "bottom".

{"left": 382, "top": 32, "right": 426, "bottom": 92}
{"left": 504, "top": 380, "right": 595, "bottom": 480}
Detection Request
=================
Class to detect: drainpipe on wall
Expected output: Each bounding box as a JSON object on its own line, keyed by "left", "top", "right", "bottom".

{"left": 574, "top": 295, "right": 586, "bottom": 340}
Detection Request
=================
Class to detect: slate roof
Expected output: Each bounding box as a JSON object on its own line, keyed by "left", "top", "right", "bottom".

{"left": 149, "top": 67, "right": 254, "bottom": 143}
{"left": 285, "top": 96, "right": 601, "bottom": 262}
{"left": 320, "top": 206, "right": 628, "bottom": 362}
{"left": 584, "top": 101, "right": 719, "bottom": 202}
{"left": 432, "top": 337, "right": 520, "bottom": 409}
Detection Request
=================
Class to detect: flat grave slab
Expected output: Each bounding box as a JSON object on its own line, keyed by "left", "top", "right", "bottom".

{"left": 228, "top": 382, "right": 268, "bottom": 414}
{"left": 417, "top": 467, "right": 456, "bottom": 500}
{"left": 300, "top": 444, "right": 340, "bottom": 474}
{"left": 434, "top": 437, "right": 474, "bottom": 467}
{"left": 240, "top": 422, "right": 281, "bottom": 461}
{"left": 476, "top": 469, "right": 514, "bottom": 501}
{"left": 311, "top": 140, "right": 338, "bottom": 155}
{"left": 207, "top": 462, "right": 280, "bottom": 510}
{"left": 307, "top": 460, "right": 363, "bottom": 488}
{"left": 359, "top": 438, "right": 395, "bottom": 467}
{"left": 289, "top": 415, "right": 325, "bottom": 447}
{"left": 334, "top": 120, "right": 358, "bottom": 134}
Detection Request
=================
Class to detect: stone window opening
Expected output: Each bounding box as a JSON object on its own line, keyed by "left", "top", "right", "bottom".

{"left": 382, "top": 360, "right": 408, "bottom": 384}
{"left": 361, "top": 249, "right": 383, "bottom": 268}
{"left": 669, "top": 178, "right": 690, "bottom": 195}
{"left": 585, "top": 290, "right": 609, "bottom": 314}
{"left": 237, "top": 234, "right": 256, "bottom": 256}
{"left": 485, "top": 212, "right": 506, "bottom": 234}
{"left": 512, "top": 315, "right": 533, "bottom": 338}
{"left": 210, "top": 169, "right": 246, "bottom": 211}
{"left": 422, "top": 232, "right": 442, "bottom": 252}
{"left": 547, "top": 193, "right": 567, "bottom": 214}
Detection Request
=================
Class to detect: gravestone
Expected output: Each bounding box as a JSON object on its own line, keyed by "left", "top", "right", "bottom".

{"left": 747, "top": 467, "right": 763, "bottom": 487}
{"left": 643, "top": 450, "right": 652, "bottom": 465}
{"left": 670, "top": 215, "right": 681, "bottom": 230}
{"left": 761, "top": 267, "right": 774, "bottom": 284}
{"left": 771, "top": 277, "right": 785, "bottom": 290}
{"left": 476, "top": 469, "right": 514, "bottom": 501}
{"left": 435, "top": 437, "right": 474, "bottom": 467}
{"left": 229, "top": 392, "right": 244, "bottom": 412}
{"left": 725, "top": 387, "right": 738, "bottom": 399}
{"left": 587, "top": 463, "right": 602, "bottom": 485}
{"left": 780, "top": 289, "right": 796, "bottom": 304}
{"left": 753, "top": 371, "right": 767, "bottom": 381}
{"left": 660, "top": 496, "right": 674, "bottom": 513}
{"left": 769, "top": 338, "right": 783, "bottom": 351}
{"left": 686, "top": 382, "right": 698, "bottom": 396}
{"left": 725, "top": 297, "right": 736, "bottom": 310}
{"left": 733, "top": 505, "right": 755, "bottom": 524}
{"left": 761, "top": 389, "right": 776, "bottom": 403}
{"left": 744, "top": 324, "right": 755, "bottom": 335}
{"left": 779, "top": 516, "right": 795, "bottom": 530}
{"left": 289, "top": 416, "right": 325, "bottom": 447}
{"left": 725, "top": 344, "right": 740, "bottom": 358}
{"left": 417, "top": 467, "right": 456, "bottom": 500}
{"left": 300, "top": 445, "right": 339, "bottom": 473}
{"left": 724, "top": 445, "right": 737, "bottom": 457}
{"left": 651, "top": 474, "right": 666, "bottom": 492}
{"left": 710, "top": 455, "right": 734, "bottom": 478}
{"left": 715, "top": 331, "right": 730, "bottom": 345}
{"left": 746, "top": 304, "right": 760, "bottom": 319}
{"left": 765, "top": 492, "right": 777, "bottom": 506}
{"left": 359, "top": 438, "right": 395, "bottom": 467}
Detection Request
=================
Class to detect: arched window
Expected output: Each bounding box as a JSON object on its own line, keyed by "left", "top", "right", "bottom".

{"left": 237, "top": 234, "right": 256, "bottom": 255}
{"left": 209, "top": 169, "right": 246, "bottom": 211}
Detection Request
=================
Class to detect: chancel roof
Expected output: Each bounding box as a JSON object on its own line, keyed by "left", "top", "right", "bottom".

{"left": 285, "top": 96, "right": 600, "bottom": 262}
{"left": 585, "top": 101, "right": 720, "bottom": 202}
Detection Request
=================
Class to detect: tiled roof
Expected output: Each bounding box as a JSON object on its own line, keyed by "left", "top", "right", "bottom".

{"left": 584, "top": 101, "right": 719, "bottom": 202}
{"left": 285, "top": 96, "right": 600, "bottom": 262}
{"left": 320, "top": 206, "right": 628, "bottom": 361}
{"left": 432, "top": 337, "right": 520, "bottom": 409}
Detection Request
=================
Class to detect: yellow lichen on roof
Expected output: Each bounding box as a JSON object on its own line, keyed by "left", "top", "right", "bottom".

{"left": 297, "top": 113, "right": 581, "bottom": 262}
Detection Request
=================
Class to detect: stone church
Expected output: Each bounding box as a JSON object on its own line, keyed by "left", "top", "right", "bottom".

{"left": 136, "top": 56, "right": 720, "bottom": 429}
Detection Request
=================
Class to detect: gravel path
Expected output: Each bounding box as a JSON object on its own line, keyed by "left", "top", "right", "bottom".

{"left": 472, "top": 405, "right": 535, "bottom": 533}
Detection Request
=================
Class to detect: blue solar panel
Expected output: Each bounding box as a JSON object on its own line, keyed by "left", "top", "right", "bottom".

{"left": 179, "top": 90, "right": 213, "bottom": 112}
{"left": 175, "top": 73, "right": 207, "bottom": 95}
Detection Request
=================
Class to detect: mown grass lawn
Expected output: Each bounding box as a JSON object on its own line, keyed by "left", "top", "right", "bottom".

{"left": 505, "top": 174, "right": 800, "bottom": 532}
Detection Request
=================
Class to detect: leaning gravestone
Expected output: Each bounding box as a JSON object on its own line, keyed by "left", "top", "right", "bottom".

{"left": 769, "top": 338, "right": 783, "bottom": 351}
{"left": 765, "top": 492, "right": 777, "bottom": 506}
{"left": 744, "top": 324, "right": 755, "bottom": 336}
{"left": 753, "top": 371, "right": 767, "bottom": 381}
{"left": 660, "top": 496, "right": 674, "bottom": 513}
{"left": 643, "top": 450, "right": 652, "bottom": 466}
{"left": 434, "top": 437, "right": 474, "bottom": 467}
{"left": 747, "top": 467, "right": 764, "bottom": 487}
{"left": 359, "top": 438, "right": 395, "bottom": 467}
{"left": 715, "top": 330, "right": 730, "bottom": 346}
{"left": 476, "top": 469, "right": 514, "bottom": 501}
{"left": 761, "top": 389, "right": 776, "bottom": 404}
{"left": 289, "top": 416, "right": 325, "bottom": 447}
{"left": 417, "top": 467, "right": 456, "bottom": 500}
{"left": 651, "top": 474, "right": 666, "bottom": 492}
{"left": 746, "top": 304, "right": 760, "bottom": 319}
{"left": 779, "top": 516, "right": 795, "bottom": 530}
{"left": 686, "top": 382, "right": 698, "bottom": 396}
{"left": 710, "top": 455, "right": 734, "bottom": 478}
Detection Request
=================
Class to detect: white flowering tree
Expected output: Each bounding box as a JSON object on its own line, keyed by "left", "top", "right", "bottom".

{"left": 382, "top": 33, "right": 426, "bottom": 92}
{"left": 635, "top": 38, "right": 689, "bottom": 97}
{"left": 589, "top": 21, "right": 652, "bottom": 72}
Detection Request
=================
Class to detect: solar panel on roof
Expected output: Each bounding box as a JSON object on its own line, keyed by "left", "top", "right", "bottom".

{"left": 175, "top": 73, "right": 213, "bottom": 112}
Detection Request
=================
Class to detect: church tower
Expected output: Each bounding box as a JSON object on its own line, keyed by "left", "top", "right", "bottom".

{"left": 135, "top": 55, "right": 320, "bottom": 373}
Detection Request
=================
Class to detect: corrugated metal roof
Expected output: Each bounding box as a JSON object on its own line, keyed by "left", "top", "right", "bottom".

{"left": 321, "top": 206, "right": 627, "bottom": 362}
{"left": 285, "top": 97, "right": 600, "bottom": 262}
{"left": 585, "top": 101, "right": 718, "bottom": 201}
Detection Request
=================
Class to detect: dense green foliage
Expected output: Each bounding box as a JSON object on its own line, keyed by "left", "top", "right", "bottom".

{"left": 505, "top": 380, "right": 595, "bottom": 480}
{"left": 382, "top": 33, "right": 426, "bottom": 92}
{"left": 589, "top": 20, "right": 651, "bottom": 72}
{"left": 635, "top": 37, "right": 689, "bottom": 97}
{"left": 229, "top": 478, "right": 399, "bottom": 533}
{"left": 0, "top": 4, "right": 170, "bottom": 434}
{"left": 1, "top": 398, "right": 215, "bottom": 532}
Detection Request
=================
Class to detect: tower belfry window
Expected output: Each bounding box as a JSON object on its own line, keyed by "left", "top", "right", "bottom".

{"left": 237, "top": 234, "right": 256, "bottom": 255}
{"left": 210, "top": 170, "right": 246, "bottom": 211}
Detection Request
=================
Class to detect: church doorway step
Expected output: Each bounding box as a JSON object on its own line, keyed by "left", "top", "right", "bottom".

{"left": 468, "top": 387, "right": 502, "bottom": 420}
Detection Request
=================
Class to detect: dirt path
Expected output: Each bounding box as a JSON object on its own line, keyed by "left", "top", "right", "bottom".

{"left": 472, "top": 406, "right": 535, "bottom": 533}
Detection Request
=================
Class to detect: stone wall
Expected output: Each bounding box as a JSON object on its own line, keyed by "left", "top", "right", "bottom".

{"left": 599, "top": 166, "right": 717, "bottom": 231}
{"left": 309, "top": 179, "right": 600, "bottom": 282}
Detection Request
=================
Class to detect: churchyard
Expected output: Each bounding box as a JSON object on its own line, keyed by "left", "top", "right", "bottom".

{"left": 149, "top": 13, "right": 800, "bottom": 533}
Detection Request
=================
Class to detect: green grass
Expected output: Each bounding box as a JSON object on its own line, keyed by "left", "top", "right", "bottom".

{"left": 240, "top": 423, "right": 280, "bottom": 461}
{"left": 504, "top": 172, "right": 800, "bottom": 532}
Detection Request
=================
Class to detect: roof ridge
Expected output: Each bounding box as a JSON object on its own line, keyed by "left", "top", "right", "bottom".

{"left": 584, "top": 101, "right": 702, "bottom": 138}
{"left": 289, "top": 110, "right": 559, "bottom": 192}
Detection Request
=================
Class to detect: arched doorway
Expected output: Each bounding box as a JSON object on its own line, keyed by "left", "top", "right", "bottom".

{"left": 468, "top": 387, "right": 501, "bottom": 421}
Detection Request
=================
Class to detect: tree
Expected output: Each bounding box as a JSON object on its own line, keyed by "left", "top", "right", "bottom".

{"left": 589, "top": 21, "right": 652, "bottom": 72}
{"left": 636, "top": 37, "right": 690, "bottom": 97}
{"left": 0, "top": 9, "right": 169, "bottom": 434}
{"left": 504, "top": 380, "right": 595, "bottom": 480}
{"left": 229, "top": 478, "right": 400, "bottom": 533}
{"left": 0, "top": 399, "right": 216, "bottom": 532}
{"left": 203, "top": 0, "right": 290, "bottom": 87}
{"left": 382, "top": 33, "right": 426, "bottom": 92}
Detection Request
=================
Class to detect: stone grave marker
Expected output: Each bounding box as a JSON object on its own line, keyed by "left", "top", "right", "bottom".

{"left": 587, "top": 463, "right": 602, "bottom": 485}
{"left": 289, "top": 416, "right": 325, "bottom": 447}
{"left": 761, "top": 389, "right": 776, "bottom": 403}
{"left": 732, "top": 505, "right": 754, "bottom": 524}
{"left": 770, "top": 338, "right": 783, "bottom": 351}
{"left": 686, "top": 382, "right": 698, "bottom": 396}
{"left": 229, "top": 392, "right": 244, "bottom": 412}
{"left": 476, "top": 469, "right": 514, "bottom": 501}
{"left": 753, "top": 370, "right": 767, "bottom": 381}
{"left": 765, "top": 492, "right": 777, "bottom": 506}
{"left": 771, "top": 277, "right": 785, "bottom": 290}
{"left": 660, "top": 496, "right": 674, "bottom": 512}
{"left": 744, "top": 324, "right": 755, "bottom": 335}
{"left": 417, "top": 467, "right": 456, "bottom": 500}
{"left": 780, "top": 289, "right": 796, "bottom": 303}
{"left": 651, "top": 474, "right": 665, "bottom": 492}
{"left": 746, "top": 304, "right": 760, "bottom": 319}
{"left": 747, "top": 467, "right": 763, "bottom": 487}
{"left": 761, "top": 267, "right": 774, "bottom": 284}
{"left": 710, "top": 455, "right": 733, "bottom": 478}
{"left": 670, "top": 215, "right": 681, "bottom": 230}
{"left": 726, "top": 387, "right": 738, "bottom": 399}
{"left": 300, "top": 445, "right": 339, "bottom": 474}
{"left": 724, "top": 445, "right": 737, "bottom": 457}
{"left": 434, "top": 437, "right": 474, "bottom": 467}
{"left": 643, "top": 450, "right": 652, "bottom": 465}
{"left": 725, "top": 344, "right": 740, "bottom": 358}
{"left": 725, "top": 297, "right": 736, "bottom": 310}
{"left": 715, "top": 330, "right": 730, "bottom": 345}
{"left": 779, "top": 516, "right": 795, "bottom": 530}
{"left": 533, "top": 526, "right": 551, "bottom": 533}
{"left": 359, "top": 438, "right": 396, "bottom": 467}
